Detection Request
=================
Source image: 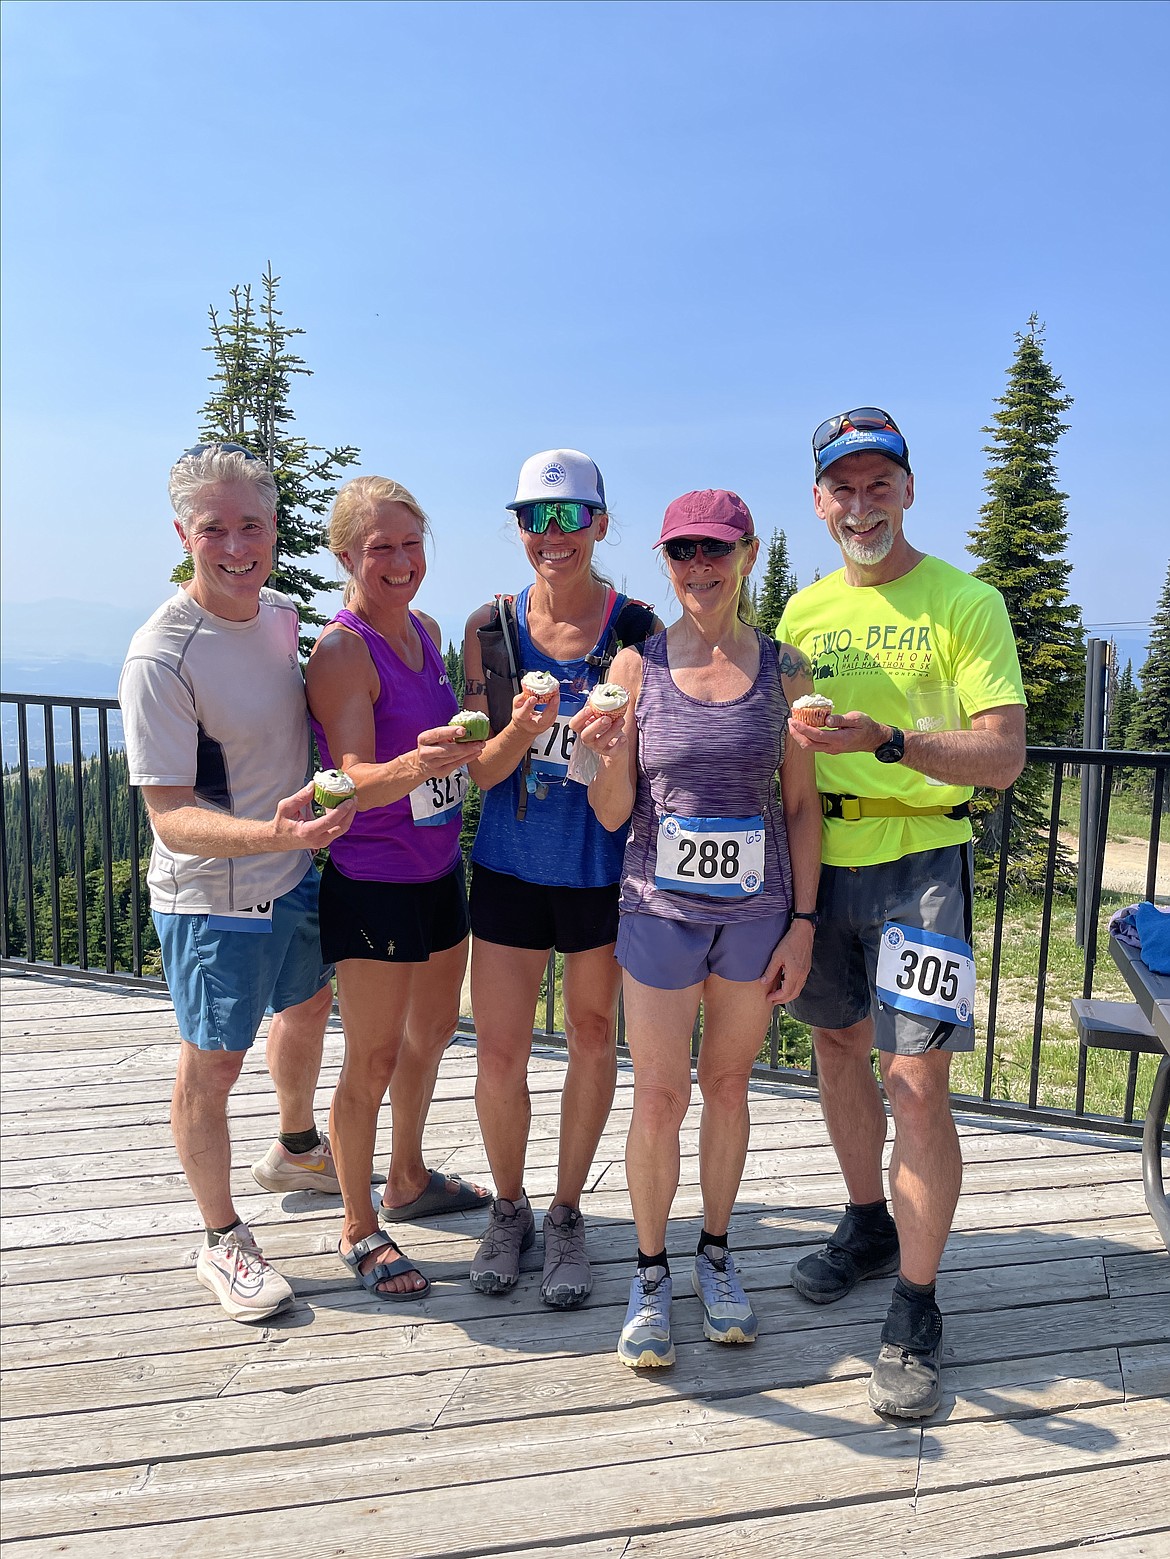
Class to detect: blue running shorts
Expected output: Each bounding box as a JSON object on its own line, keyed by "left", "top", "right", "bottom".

{"left": 154, "top": 865, "right": 332, "bottom": 1053}
{"left": 616, "top": 910, "right": 789, "bottom": 991}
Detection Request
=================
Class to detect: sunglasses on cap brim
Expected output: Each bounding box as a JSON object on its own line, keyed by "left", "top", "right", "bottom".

{"left": 812, "top": 407, "right": 903, "bottom": 455}
{"left": 178, "top": 441, "right": 262, "bottom": 463}
{"left": 662, "top": 537, "right": 743, "bottom": 562}
{"left": 516, "top": 501, "right": 598, "bottom": 534}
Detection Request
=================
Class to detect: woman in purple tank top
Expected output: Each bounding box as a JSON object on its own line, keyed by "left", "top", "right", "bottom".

{"left": 307, "top": 476, "right": 490, "bottom": 1301}
{"left": 574, "top": 490, "right": 822, "bottom": 1367}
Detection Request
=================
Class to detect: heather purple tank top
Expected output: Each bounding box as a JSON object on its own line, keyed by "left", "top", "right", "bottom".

{"left": 311, "top": 609, "right": 462, "bottom": 883}
{"left": 620, "top": 628, "right": 793, "bottom": 923}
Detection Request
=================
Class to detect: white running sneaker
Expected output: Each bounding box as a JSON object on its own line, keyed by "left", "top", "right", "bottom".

{"left": 196, "top": 1224, "right": 294, "bottom": 1322}
{"left": 251, "top": 1134, "right": 342, "bottom": 1195}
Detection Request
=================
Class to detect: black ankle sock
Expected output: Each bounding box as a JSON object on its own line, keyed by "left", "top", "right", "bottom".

{"left": 894, "top": 1275, "right": 937, "bottom": 1303}
{"left": 697, "top": 1229, "right": 729, "bottom": 1258}
{"left": 279, "top": 1126, "right": 321, "bottom": 1155}
{"left": 638, "top": 1248, "right": 670, "bottom": 1275}
{"left": 206, "top": 1219, "right": 242, "bottom": 1245}
{"left": 848, "top": 1198, "right": 894, "bottom": 1227}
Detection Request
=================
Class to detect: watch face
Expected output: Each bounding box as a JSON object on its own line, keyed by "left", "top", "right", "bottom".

{"left": 875, "top": 728, "right": 905, "bottom": 763}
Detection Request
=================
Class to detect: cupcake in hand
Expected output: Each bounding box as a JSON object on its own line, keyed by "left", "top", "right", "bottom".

{"left": 588, "top": 683, "right": 630, "bottom": 716}
{"left": 791, "top": 693, "right": 834, "bottom": 727}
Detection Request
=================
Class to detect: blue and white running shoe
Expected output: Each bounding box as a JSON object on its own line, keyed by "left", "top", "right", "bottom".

{"left": 617, "top": 1264, "right": 675, "bottom": 1368}
{"left": 691, "top": 1246, "right": 758, "bottom": 1344}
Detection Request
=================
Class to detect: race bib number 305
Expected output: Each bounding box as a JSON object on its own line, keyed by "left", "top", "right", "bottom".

{"left": 654, "top": 814, "right": 765, "bottom": 899}
{"left": 410, "top": 766, "right": 468, "bottom": 828}
{"left": 876, "top": 923, "right": 976, "bottom": 1027}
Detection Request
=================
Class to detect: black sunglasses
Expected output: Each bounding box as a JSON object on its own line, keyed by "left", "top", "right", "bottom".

{"left": 812, "top": 407, "right": 902, "bottom": 455}
{"left": 178, "top": 441, "right": 262, "bottom": 462}
{"left": 663, "top": 537, "right": 744, "bottom": 562}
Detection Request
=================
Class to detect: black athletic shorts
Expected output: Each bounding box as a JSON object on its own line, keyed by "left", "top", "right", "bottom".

{"left": 319, "top": 858, "right": 469, "bottom": 964}
{"left": 469, "top": 863, "right": 619, "bottom": 954}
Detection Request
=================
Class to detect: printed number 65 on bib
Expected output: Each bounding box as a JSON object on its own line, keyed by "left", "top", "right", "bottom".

{"left": 875, "top": 923, "right": 976, "bottom": 1028}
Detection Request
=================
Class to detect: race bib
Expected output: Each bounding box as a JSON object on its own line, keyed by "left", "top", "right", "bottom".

{"left": 654, "top": 814, "right": 765, "bottom": 899}
{"left": 876, "top": 922, "right": 976, "bottom": 1027}
{"left": 409, "top": 766, "right": 468, "bottom": 828}
{"left": 207, "top": 902, "right": 273, "bottom": 934}
{"left": 528, "top": 689, "right": 583, "bottom": 782}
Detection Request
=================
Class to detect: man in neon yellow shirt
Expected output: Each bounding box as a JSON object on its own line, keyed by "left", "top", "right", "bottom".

{"left": 778, "top": 408, "right": 1026, "bottom": 1419}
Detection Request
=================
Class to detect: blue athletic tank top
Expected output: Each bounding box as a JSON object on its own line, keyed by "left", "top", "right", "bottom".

{"left": 621, "top": 628, "right": 794, "bottom": 923}
{"left": 471, "top": 585, "right": 631, "bottom": 889}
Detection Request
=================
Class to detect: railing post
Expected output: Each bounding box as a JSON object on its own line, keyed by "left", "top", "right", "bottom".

{"left": 1076, "top": 638, "right": 1109, "bottom": 947}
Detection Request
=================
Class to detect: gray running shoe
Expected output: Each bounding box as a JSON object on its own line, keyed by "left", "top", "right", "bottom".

{"left": 540, "top": 1204, "right": 593, "bottom": 1309}
{"left": 617, "top": 1265, "right": 675, "bottom": 1369}
{"left": 867, "top": 1288, "right": 944, "bottom": 1418}
{"left": 790, "top": 1204, "right": 899, "bottom": 1305}
{"left": 691, "top": 1246, "right": 758, "bottom": 1344}
{"left": 470, "top": 1196, "right": 536, "bottom": 1294}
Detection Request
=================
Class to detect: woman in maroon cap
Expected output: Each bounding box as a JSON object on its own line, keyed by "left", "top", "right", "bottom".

{"left": 573, "top": 489, "right": 821, "bottom": 1368}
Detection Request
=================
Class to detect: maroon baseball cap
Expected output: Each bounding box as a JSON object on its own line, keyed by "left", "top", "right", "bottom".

{"left": 655, "top": 489, "right": 755, "bottom": 548}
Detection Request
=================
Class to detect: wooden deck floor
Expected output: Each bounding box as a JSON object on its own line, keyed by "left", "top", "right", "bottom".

{"left": 1, "top": 970, "right": 1168, "bottom": 1558}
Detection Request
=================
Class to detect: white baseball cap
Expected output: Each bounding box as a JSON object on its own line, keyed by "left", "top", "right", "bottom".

{"left": 508, "top": 449, "right": 607, "bottom": 511}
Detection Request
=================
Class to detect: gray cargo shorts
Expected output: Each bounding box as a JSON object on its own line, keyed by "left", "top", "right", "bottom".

{"left": 785, "top": 844, "right": 976, "bottom": 1055}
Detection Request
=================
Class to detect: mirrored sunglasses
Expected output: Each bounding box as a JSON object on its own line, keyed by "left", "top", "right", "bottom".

{"left": 516, "top": 501, "right": 597, "bottom": 534}
{"left": 811, "top": 407, "right": 902, "bottom": 456}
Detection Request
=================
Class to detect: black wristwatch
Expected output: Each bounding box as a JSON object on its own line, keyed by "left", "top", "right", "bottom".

{"left": 790, "top": 910, "right": 820, "bottom": 928}
{"left": 874, "top": 725, "right": 906, "bottom": 764}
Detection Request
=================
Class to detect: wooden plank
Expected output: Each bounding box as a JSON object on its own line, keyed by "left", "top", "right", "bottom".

{"left": 5, "top": 1403, "right": 1168, "bottom": 1558}
{"left": 619, "top": 1465, "right": 1169, "bottom": 1559}
{"left": 0, "top": 1353, "right": 1130, "bottom": 1542}
{"left": 1106, "top": 1251, "right": 1170, "bottom": 1298}
{"left": 1120, "top": 1342, "right": 1170, "bottom": 1399}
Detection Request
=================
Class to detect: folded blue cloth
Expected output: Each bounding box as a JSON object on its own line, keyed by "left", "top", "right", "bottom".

{"left": 1133, "top": 902, "right": 1170, "bottom": 975}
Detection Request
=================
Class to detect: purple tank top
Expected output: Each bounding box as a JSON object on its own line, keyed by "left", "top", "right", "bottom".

{"left": 312, "top": 609, "right": 461, "bottom": 883}
{"left": 620, "top": 628, "right": 793, "bottom": 923}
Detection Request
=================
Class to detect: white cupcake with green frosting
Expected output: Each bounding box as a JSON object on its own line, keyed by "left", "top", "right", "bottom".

{"left": 450, "top": 709, "right": 490, "bottom": 742}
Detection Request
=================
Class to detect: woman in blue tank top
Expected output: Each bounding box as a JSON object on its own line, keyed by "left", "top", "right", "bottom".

{"left": 575, "top": 489, "right": 822, "bottom": 1368}
{"left": 460, "top": 449, "right": 660, "bottom": 1309}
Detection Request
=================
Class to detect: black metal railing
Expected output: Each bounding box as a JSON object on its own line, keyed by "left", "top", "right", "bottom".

{"left": 2, "top": 690, "right": 1167, "bottom": 1131}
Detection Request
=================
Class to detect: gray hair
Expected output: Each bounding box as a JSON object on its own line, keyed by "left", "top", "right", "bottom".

{"left": 168, "top": 443, "right": 278, "bottom": 530}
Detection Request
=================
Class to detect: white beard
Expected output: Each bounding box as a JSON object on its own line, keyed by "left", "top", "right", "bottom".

{"left": 839, "top": 517, "right": 895, "bottom": 566}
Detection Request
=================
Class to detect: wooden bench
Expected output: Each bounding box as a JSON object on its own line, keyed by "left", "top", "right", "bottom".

{"left": 1070, "top": 997, "right": 1163, "bottom": 1055}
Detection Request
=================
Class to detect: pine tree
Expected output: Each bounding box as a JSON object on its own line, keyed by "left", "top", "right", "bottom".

{"left": 173, "top": 265, "right": 359, "bottom": 654}
{"left": 444, "top": 642, "right": 465, "bottom": 704}
{"left": 968, "top": 315, "right": 1084, "bottom": 743}
{"left": 1107, "top": 657, "right": 1138, "bottom": 749}
{"left": 1131, "top": 561, "right": 1170, "bottom": 752}
{"left": 755, "top": 529, "right": 798, "bottom": 639}
{"left": 968, "top": 317, "right": 1084, "bottom": 889}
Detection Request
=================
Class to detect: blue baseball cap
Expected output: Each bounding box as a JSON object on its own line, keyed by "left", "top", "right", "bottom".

{"left": 812, "top": 408, "right": 911, "bottom": 480}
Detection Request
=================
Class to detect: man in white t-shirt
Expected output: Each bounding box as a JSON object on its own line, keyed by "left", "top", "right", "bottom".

{"left": 120, "top": 443, "right": 355, "bottom": 1321}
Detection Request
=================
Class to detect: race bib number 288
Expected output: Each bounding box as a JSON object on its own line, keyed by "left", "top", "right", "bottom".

{"left": 875, "top": 923, "right": 976, "bottom": 1027}
{"left": 654, "top": 814, "right": 765, "bottom": 900}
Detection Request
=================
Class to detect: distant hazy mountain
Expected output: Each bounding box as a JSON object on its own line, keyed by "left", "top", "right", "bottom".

{"left": 0, "top": 597, "right": 163, "bottom": 703}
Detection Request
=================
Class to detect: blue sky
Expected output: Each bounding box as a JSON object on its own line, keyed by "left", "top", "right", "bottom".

{"left": 2, "top": 0, "right": 1167, "bottom": 677}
